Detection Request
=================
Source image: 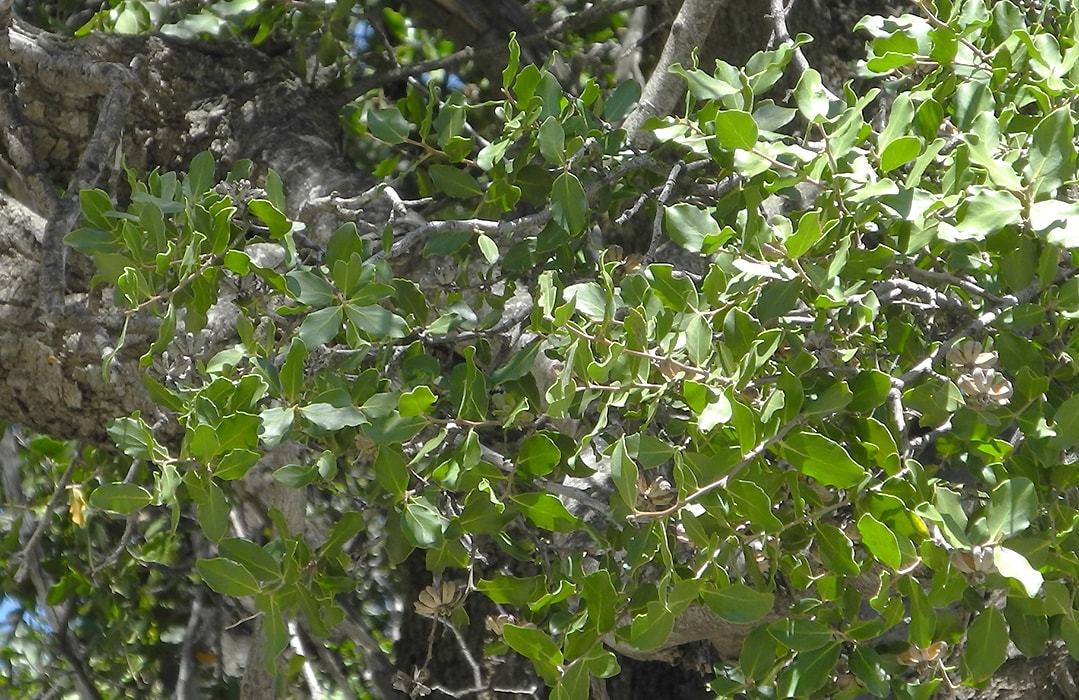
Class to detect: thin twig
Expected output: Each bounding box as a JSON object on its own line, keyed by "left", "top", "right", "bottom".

{"left": 632, "top": 416, "right": 803, "bottom": 520}
{"left": 14, "top": 455, "right": 80, "bottom": 585}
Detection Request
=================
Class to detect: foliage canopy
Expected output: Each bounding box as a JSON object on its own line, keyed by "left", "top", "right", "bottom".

{"left": 9, "top": 0, "right": 1079, "bottom": 698}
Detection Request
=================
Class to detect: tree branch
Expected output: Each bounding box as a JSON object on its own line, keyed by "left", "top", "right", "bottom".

{"left": 622, "top": 0, "right": 725, "bottom": 147}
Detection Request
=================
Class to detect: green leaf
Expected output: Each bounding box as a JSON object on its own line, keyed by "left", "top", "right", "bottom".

{"left": 713, "top": 110, "right": 759, "bottom": 150}
{"left": 194, "top": 480, "right": 230, "bottom": 542}
{"left": 517, "top": 433, "right": 561, "bottom": 477}
{"left": 769, "top": 618, "right": 833, "bottom": 652}
{"left": 320, "top": 510, "right": 365, "bottom": 557}
{"left": 728, "top": 480, "right": 784, "bottom": 534}
{"left": 849, "top": 646, "right": 890, "bottom": 697}
{"left": 629, "top": 602, "right": 675, "bottom": 651}
{"left": 740, "top": 624, "right": 780, "bottom": 682}
{"left": 794, "top": 68, "right": 830, "bottom": 123}
{"left": 185, "top": 150, "right": 215, "bottom": 198}
{"left": 804, "top": 380, "right": 852, "bottom": 417}
{"left": 367, "top": 107, "right": 411, "bottom": 144}
{"left": 778, "top": 643, "right": 841, "bottom": 697}
{"left": 279, "top": 337, "right": 308, "bottom": 402}
{"left": 1004, "top": 598, "right": 1048, "bottom": 657}
{"left": 89, "top": 483, "right": 152, "bottom": 515}
{"left": 286, "top": 269, "right": 336, "bottom": 306}
{"left": 490, "top": 341, "right": 541, "bottom": 386}
{"left": 671, "top": 63, "right": 740, "bottom": 101}
{"left": 994, "top": 546, "right": 1043, "bottom": 597}
{"left": 360, "top": 413, "right": 427, "bottom": 443}
{"left": 298, "top": 403, "right": 366, "bottom": 431}
{"left": 398, "top": 386, "right": 437, "bottom": 417}
{"left": 401, "top": 497, "right": 447, "bottom": 548}
{"left": 79, "top": 188, "right": 115, "bottom": 230}
{"left": 248, "top": 199, "right": 291, "bottom": 239}
{"left": 880, "top": 135, "right": 921, "bottom": 171}
{"left": 374, "top": 445, "right": 409, "bottom": 498}
{"left": 781, "top": 429, "right": 866, "bottom": 488}
{"left": 477, "top": 575, "right": 545, "bottom": 607}
{"left": 1027, "top": 106, "right": 1075, "bottom": 198}
{"left": 815, "top": 524, "right": 860, "bottom": 576}
{"left": 903, "top": 576, "right": 936, "bottom": 648}
{"left": 550, "top": 172, "right": 587, "bottom": 236}
{"left": 258, "top": 594, "right": 289, "bottom": 671}
{"left": 297, "top": 302, "right": 338, "bottom": 345}
{"left": 510, "top": 492, "right": 580, "bottom": 532}
{"left": 197, "top": 557, "right": 261, "bottom": 597}
{"left": 260, "top": 406, "right": 295, "bottom": 447}
{"left": 609, "top": 438, "right": 639, "bottom": 509}
{"left": 962, "top": 607, "right": 1007, "bottom": 681}
{"left": 214, "top": 448, "right": 261, "bottom": 480}
{"left": 477, "top": 233, "right": 499, "bottom": 264}
{"left": 272, "top": 463, "right": 317, "bottom": 488}
{"left": 625, "top": 433, "right": 676, "bottom": 468}
{"left": 218, "top": 538, "right": 281, "bottom": 582}
{"left": 538, "top": 117, "right": 566, "bottom": 165}
{"left": 503, "top": 624, "right": 563, "bottom": 683}
{"left": 701, "top": 584, "right": 774, "bottom": 623}
{"left": 107, "top": 415, "right": 162, "bottom": 461}
{"left": 344, "top": 303, "right": 409, "bottom": 339}
{"left": 447, "top": 346, "right": 489, "bottom": 421}
{"left": 604, "top": 79, "right": 641, "bottom": 121}
{"left": 857, "top": 513, "right": 902, "bottom": 569}
{"left": 985, "top": 478, "right": 1037, "bottom": 542}
{"left": 664, "top": 203, "right": 720, "bottom": 253}
{"left": 429, "top": 165, "right": 483, "bottom": 199}
{"left": 952, "top": 189, "right": 1022, "bottom": 241}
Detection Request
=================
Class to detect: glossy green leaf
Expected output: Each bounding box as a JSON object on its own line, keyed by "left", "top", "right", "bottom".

{"left": 849, "top": 646, "right": 890, "bottom": 697}
{"left": 986, "top": 478, "right": 1037, "bottom": 542}
{"left": 503, "top": 624, "right": 563, "bottom": 683}
{"left": 769, "top": 618, "right": 833, "bottom": 652}
{"left": 218, "top": 538, "right": 280, "bottom": 582}
{"left": 713, "top": 110, "right": 759, "bottom": 150}
{"left": 298, "top": 403, "right": 366, "bottom": 430}
{"left": 604, "top": 79, "right": 642, "bottom": 120}
{"left": 1027, "top": 106, "right": 1075, "bottom": 198}
{"left": 400, "top": 497, "right": 447, "bottom": 548}
{"left": 781, "top": 429, "right": 866, "bottom": 488}
{"left": 1004, "top": 598, "right": 1048, "bottom": 657}
{"left": 510, "top": 492, "right": 579, "bottom": 532}
{"left": 740, "top": 624, "right": 780, "bottom": 681}
{"left": 89, "top": 483, "right": 152, "bottom": 515}
{"left": 664, "top": 203, "right": 719, "bottom": 254}
{"left": 517, "top": 433, "right": 561, "bottom": 477}
{"left": 429, "top": 165, "right": 483, "bottom": 199}
{"left": 272, "top": 463, "right": 317, "bottom": 488}
{"left": 550, "top": 172, "right": 587, "bottom": 236}
{"left": 629, "top": 602, "right": 675, "bottom": 651}
{"left": 994, "top": 546, "right": 1043, "bottom": 597}
{"left": 538, "top": 117, "right": 566, "bottom": 165}
{"left": 794, "top": 68, "right": 830, "bottom": 123}
{"left": 367, "top": 107, "right": 411, "bottom": 144}
{"left": 374, "top": 445, "right": 409, "bottom": 498}
{"left": 702, "top": 584, "right": 774, "bottom": 624}
{"left": 857, "top": 513, "right": 902, "bottom": 569}
{"left": 815, "top": 524, "right": 860, "bottom": 577}
{"left": 880, "top": 135, "right": 921, "bottom": 171}
{"left": 962, "top": 607, "right": 1007, "bottom": 681}
{"left": 197, "top": 557, "right": 261, "bottom": 597}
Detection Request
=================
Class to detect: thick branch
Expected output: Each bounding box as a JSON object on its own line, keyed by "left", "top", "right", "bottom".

{"left": 622, "top": 0, "right": 726, "bottom": 147}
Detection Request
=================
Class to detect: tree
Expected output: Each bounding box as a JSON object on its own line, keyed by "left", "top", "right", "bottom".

{"left": 3, "top": 0, "right": 1079, "bottom": 698}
